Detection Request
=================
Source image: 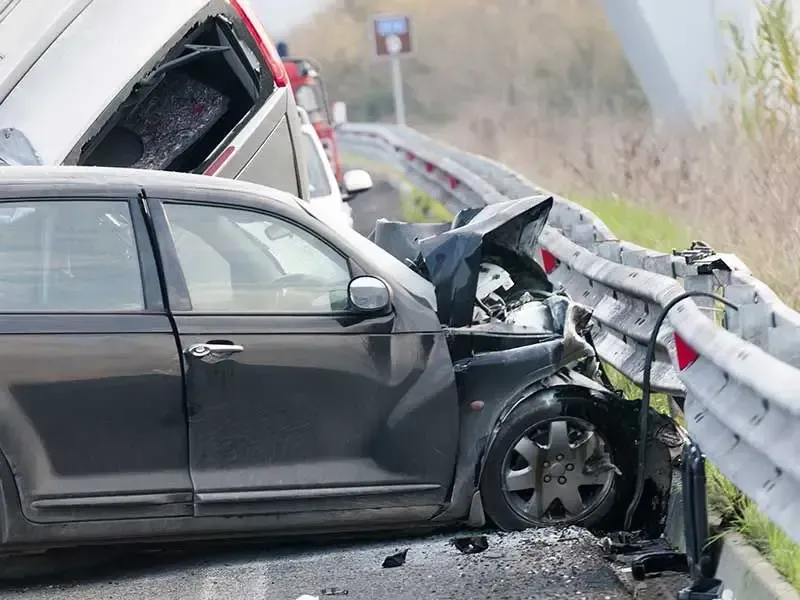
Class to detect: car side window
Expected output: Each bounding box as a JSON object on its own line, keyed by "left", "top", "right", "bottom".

{"left": 0, "top": 200, "right": 144, "bottom": 311}
{"left": 162, "top": 203, "right": 351, "bottom": 314}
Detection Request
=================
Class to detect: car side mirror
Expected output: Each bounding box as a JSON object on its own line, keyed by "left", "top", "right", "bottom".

{"left": 348, "top": 275, "right": 390, "bottom": 313}
{"left": 342, "top": 169, "right": 373, "bottom": 202}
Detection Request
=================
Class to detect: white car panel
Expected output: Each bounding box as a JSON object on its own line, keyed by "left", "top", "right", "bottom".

{"left": 299, "top": 119, "right": 353, "bottom": 229}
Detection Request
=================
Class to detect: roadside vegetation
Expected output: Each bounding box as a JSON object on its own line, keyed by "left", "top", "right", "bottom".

{"left": 300, "top": 0, "right": 800, "bottom": 588}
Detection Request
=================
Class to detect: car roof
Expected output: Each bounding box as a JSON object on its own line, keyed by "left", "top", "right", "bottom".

{"left": 0, "top": 165, "right": 303, "bottom": 209}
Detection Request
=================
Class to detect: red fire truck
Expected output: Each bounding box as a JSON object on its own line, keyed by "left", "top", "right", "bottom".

{"left": 277, "top": 46, "right": 342, "bottom": 185}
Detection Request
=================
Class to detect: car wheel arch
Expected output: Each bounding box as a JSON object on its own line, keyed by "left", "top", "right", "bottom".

{"left": 468, "top": 381, "right": 677, "bottom": 533}
{"left": 0, "top": 444, "right": 25, "bottom": 545}
{"left": 464, "top": 382, "right": 633, "bottom": 528}
{"left": 474, "top": 383, "right": 623, "bottom": 491}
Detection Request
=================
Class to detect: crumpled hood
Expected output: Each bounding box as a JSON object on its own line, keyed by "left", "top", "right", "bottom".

{"left": 371, "top": 195, "right": 554, "bottom": 327}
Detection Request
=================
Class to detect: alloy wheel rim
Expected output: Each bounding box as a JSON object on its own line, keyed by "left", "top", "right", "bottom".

{"left": 501, "top": 417, "right": 616, "bottom": 524}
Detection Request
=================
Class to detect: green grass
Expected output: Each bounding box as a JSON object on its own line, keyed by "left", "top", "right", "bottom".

{"left": 572, "top": 195, "right": 694, "bottom": 251}
{"left": 400, "top": 191, "right": 453, "bottom": 223}
{"left": 575, "top": 195, "right": 800, "bottom": 590}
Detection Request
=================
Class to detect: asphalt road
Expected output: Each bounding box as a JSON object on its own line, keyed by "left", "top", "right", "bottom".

{"left": 2, "top": 528, "right": 633, "bottom": 600}
{"left": 1, "top": 181, "right": 642, "bottom": 600}
{"left": 350, "top": 179, "right": 404, "bottom": 235}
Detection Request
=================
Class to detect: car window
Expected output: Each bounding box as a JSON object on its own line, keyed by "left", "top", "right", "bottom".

{"left": 295, "top": 84, "right": 322, "bottom": 115}
{"left": 0, "top": 200, "right": 144, "bottom": 312}
{"left": 305, "top": 204, "right": 439, "bottom": 312}
{"left": 302, "top": 131, "right": 333, "bottom": 198}
{"left": 163, "top": 203, "right": 351, "bottom": 314}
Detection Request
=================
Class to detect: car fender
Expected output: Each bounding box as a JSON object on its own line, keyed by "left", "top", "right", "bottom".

{"left": 472, "top": 376, "right": 677, "bottom": 533}
{"left": 0, "top": 445, "right": 24, "bottom": 546}
{"left": 477, "top": 380, "right": 624, "bottom": 485}
{"left": 433, "top": 360, "right": 640, "bottom": 525}
{"left": 432, "top": 340, "right": 566, "bottom": 523}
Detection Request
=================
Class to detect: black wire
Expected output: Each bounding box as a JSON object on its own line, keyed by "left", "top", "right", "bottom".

{"left": 623, "top": 290, "right": 738, "bottom": 532}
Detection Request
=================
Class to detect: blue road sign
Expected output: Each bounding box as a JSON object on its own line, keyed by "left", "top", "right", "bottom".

{"left": 375, "top": 16, "right": 408, "bottom": 37}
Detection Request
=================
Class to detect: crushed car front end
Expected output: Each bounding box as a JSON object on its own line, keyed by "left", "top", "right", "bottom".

{"left": 370, "top": 195, "right": 682, "bottom": 536}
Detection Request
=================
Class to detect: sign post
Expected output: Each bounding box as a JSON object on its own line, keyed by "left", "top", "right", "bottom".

{"left": 370, "top": 15, "right": 412, "bottom": 126}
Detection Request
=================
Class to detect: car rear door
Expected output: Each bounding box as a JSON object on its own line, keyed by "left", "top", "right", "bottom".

{"left": 146, "top": 194, "right": 458, "bottom": 525}
{"left": 0, "top": 192, "right": 191, "bottom": 524}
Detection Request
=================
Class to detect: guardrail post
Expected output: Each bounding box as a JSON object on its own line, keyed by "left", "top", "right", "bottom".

{"left": 677, "top": 443, "right": 724, "bottom": 599}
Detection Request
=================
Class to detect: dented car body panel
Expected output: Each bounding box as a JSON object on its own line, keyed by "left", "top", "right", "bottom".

{"left": 0, "top": 169, "right": 674, "bottom": 557}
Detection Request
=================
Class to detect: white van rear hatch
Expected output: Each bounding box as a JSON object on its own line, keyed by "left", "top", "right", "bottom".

{"left": 0, "top": 0, "right": 94, "bottom": 103}
{"left": 0, "top": 0, "right": 211, "bottom": 165}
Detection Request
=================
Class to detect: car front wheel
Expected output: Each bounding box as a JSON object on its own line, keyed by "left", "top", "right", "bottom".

{"left": 479, "top": 390, "right": 636, "bottom": 531}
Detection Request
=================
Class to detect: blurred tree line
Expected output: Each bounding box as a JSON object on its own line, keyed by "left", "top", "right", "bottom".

{"left": 286, "top": 0, "right": 648, "bottom": 124}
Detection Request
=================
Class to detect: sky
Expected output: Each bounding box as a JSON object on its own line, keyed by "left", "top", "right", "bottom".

{"left": 249, "top": 0, "right": 330, "bottom": 37}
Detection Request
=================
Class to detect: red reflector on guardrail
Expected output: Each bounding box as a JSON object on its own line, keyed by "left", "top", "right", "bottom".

{"left": 406, "top": 152, "right": 415, "bottom": 160}
{"left": 674, "top": 333, "right": 699, "bottom": 370}
{"left": 540, "top": 249, "right": 557, "bottom": 274}
{"left": 448, "top": 176, "right": 458, "bottom": 189}
{"left": 425, "top": 162, "right": 434, "bottom": 172}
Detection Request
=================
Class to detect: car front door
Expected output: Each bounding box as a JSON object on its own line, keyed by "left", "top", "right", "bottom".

{"left": 147, "top": 197, "right": 457, "bottom": 523}
{"left": 0, "top": 195, "right": 191, "bottom": 524}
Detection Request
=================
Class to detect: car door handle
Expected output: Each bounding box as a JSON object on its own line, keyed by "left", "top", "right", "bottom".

{"left": 186, "top": 342, "right": 244, "bottom": 358}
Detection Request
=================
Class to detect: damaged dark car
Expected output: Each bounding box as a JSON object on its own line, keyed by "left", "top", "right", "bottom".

{"left": 0, "top": 168, "right": 678, "bottom": 574}
{"left": 367, "top": 195, "right": 680, "bottom": 534}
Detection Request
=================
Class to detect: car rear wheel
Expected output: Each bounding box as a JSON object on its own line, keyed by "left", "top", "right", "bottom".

{"left": 480, "top": 391, "right": 635, "bottom": 531}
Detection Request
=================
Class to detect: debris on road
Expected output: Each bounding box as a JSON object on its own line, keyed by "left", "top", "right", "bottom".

{"left": 451, "top": 535, "right": 489, "bottom": 555}
{"left": 381, "top": 548, "right": 409, "bottom": 568}
{"left": 5, "top": 527, "right": 641, "bottom": 599}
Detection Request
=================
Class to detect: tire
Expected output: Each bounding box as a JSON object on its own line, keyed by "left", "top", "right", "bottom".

{"left": 480, "top": 388, "right": 639, "bottom": 531}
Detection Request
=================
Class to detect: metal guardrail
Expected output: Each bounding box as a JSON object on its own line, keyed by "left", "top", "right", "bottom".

{"left": 337, "top": 122, "right": 800, "bottom": 547}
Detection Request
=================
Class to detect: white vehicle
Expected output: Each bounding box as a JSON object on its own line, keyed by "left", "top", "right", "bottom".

{"left": 297, "top": 108, "right": 372, "bottom": 229}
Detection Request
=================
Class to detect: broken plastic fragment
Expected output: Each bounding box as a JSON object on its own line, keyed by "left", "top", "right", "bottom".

{"left": 382, "top": 548, "right": 408, "bottom": 568}
{"left": 452, "top": 535, "right": 489, "bottom": 555}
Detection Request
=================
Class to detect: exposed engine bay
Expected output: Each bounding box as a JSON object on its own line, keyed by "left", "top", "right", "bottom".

{"left": 370, "top": 195, "right": 598, "bottom": 373}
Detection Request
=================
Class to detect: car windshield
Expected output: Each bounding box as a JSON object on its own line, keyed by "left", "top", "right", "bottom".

{"left": 302, "top": 131, "right": 333, "bottom": 199}
{"left": 300, "top": 202, "right": 438, "bottom": 311}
